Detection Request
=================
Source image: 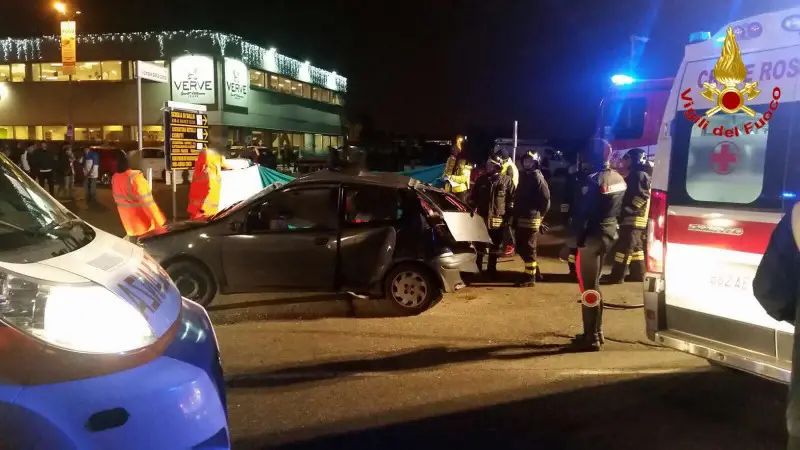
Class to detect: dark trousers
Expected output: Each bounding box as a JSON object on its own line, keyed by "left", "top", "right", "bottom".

{"left": 609, "top": 226, "right": 646, "bottom": 281}
{"left": 577, "top": 234, "right": 615, "bottom": 342}
{"left": 567, "top": 247, "right": 578, "bottom": 274}
{"left": 37, "top": 170, "right": 55, "bottom": 196}
{"left": 477, "top": 227, "right": 504, "bottom": 273}
{"left": 85, "top": 178, "right": 97, "bottom": 203}
{"left": 515, "top": 226, "right": 540, "bottom": 281}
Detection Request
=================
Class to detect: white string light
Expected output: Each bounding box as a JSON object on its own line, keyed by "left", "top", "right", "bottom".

{"left": 0, "top": 30, "right": 347, "bottom": 92}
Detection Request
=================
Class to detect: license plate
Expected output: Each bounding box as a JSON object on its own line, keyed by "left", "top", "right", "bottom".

{"left": 709, "top": 273, "right": 752, "bottom": 292}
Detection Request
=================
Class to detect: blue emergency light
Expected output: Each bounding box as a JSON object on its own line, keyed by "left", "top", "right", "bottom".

{"left": 689, "top": 31, "right": 711, "bottom": 43}
{"left": 611, "top": 74, "right": 635, "bottom": 85}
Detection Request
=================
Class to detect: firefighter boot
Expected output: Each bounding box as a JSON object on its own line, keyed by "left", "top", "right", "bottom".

{"left": 486, "top": 254, "right": 499, "bottom": 277}
{"left": 516, "top": 261, "right": 537, "bottom": 287}
{"left": 624, "top": 258, "right": 645, "bottom": 282}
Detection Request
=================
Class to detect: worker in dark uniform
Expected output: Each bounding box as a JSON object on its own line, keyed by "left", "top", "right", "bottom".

{"left": 513, "top": 151, "right": 550, "bottom": 287}
{"left": 601, "top": 148, "right": 651, "bottom": 284}
{"left": 562, "top": 154, "right": 592, "bottom": 280}
{"left": 565, "top": 158, "right": 626, "bottom": 351}
{"left": 472, "top": 151, "right": 516, "bottom": 276}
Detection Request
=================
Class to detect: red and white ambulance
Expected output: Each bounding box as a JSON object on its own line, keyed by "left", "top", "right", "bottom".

{"left": 643, "top": 8, "right": 800, "bottom": 383}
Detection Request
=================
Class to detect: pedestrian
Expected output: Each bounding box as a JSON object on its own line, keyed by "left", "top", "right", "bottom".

{"left": 562, "top": 154, "right": 593, "bottom": 280}
{"left": 187, "top": 148, "right": 231, "bottom": 220}
{"left": 600, "top": 148, "right": 651, "bottom": 284}
{"left": 35, "top": 142, "right": 56, "bottom": 196}
{"left": 111, "top": 151, "right": 166, "bottom": 241}
{"left": 20, "top": 143, "right": 33, "bottom": 178}
{"left": 56, "top": 145, "right": 76, "bottom": 200}
{"left": 471, "top": 150, "right": 515, "bottom": 276}
{"left": 753, "top": 203, "right": 800, "bottom": 450}
{"left": 441, "top": 136, "right": 471, "bottom": 203}
{"left": 513, "top": 151, "right": 550, "bottom": 287}
{"left": 258, "top": 147, "right": 277, "bottom": 170}
{"left": 83, "top": 146, "right": 99, "bottom": 203}
{"left": 564, "top": 155, "right": 626, "bottom": 351}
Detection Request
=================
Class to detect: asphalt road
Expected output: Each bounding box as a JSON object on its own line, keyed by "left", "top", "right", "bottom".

{"left": 68, "top": 183, "right": 789, "bottom": 450}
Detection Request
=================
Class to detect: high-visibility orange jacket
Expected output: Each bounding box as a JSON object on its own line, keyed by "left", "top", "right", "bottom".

{"left": 112, "top": 169, "right": 166, "bottom": 237}
{"left": 187, "top": 149, "right": 224, "bottom": 220}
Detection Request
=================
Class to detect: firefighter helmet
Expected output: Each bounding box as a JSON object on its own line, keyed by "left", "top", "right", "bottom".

{"left": 623, "top": 148, "right": 648, "bottom": 167}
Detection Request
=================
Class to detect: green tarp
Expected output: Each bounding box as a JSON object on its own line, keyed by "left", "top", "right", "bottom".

{"left": 258, "top": 164, "right": 446, "bottom": 188}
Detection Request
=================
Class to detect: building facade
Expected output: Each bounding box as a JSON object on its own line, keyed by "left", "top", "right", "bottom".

{"left": 0, "top": 30, "right": 346, "bottom": 154}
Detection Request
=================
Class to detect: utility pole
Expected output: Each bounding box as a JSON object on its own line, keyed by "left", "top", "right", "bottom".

{"left": 54, "top": 2, "right": 81, "bottom": 142}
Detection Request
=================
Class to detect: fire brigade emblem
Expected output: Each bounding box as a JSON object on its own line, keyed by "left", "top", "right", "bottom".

{"left": 701, "top": 27, "right": 760, "bottom": 117}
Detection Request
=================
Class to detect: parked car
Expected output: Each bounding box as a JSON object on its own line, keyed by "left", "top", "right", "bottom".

{"left": 138, "top": 171, "right": 488, "bottom": 314}
{"left": 128, "top": 147, "right": 167, "bottom": 181}
{"left": 85, "top": 145, "right": 127, "bottom": 185}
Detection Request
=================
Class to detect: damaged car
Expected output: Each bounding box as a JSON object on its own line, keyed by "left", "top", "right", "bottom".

{"left": 138, "top": 171, "right": 490, "bottom": 315}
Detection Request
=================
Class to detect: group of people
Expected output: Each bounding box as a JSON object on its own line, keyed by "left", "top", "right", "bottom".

{"left": 441, "top": 140, "right": 653, "bottom": 351}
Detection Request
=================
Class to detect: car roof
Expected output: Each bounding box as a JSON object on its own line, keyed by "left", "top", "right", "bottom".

{"left": 292, "top": 170, "right": 423, "bottom": 189}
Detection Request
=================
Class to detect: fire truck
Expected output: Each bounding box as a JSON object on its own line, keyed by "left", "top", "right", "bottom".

{"left": 643, "top": 9, "right": 800, "bottom": 383}
{"left": 597, "top": 75, "right": 672, "bottom": 169}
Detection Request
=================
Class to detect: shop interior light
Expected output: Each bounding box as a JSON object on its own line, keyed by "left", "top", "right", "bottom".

{"left": 611, "top": 74, "right": 635, "bottom": 85}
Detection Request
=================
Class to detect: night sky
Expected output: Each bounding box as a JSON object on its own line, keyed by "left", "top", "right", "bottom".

{"left": 0, "top": 0, "right": 795, "bottom": 138}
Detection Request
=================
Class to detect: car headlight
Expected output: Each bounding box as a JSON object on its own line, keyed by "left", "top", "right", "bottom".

{"left": 0, "top": 269, "right": 157, "bottom": 354}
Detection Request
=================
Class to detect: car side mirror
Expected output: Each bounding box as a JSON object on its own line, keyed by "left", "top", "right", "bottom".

{"left": 229, "top": 220, "right": 244, "bottom": 233}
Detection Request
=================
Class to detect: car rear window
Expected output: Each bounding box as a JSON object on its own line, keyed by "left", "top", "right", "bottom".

{"left": 418, "top": 189, "right": 468, "bottom": 212}
{"left": 667, "top": 102, "right": 793, "bottom": 213}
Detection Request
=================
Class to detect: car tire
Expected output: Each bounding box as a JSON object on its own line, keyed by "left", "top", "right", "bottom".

{"left": 383, "top": 263, "right": 440, "bottom": 316}
{"left": 165, "top": 260, "right": 217, "bottom": 307}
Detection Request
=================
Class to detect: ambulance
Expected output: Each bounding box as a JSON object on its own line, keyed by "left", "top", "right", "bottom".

{"left": 597, "top": 75, "right": 672, "bottom": 169}
{"left": 643, "top": 8, "right": 800, "bottom": 383}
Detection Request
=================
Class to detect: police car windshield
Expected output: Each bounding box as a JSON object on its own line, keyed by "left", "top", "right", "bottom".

{"left": 0, "top": 155, "right": 95, "bottom": 263}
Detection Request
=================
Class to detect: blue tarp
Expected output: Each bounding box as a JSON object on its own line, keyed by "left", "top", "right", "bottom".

{"left": 258, "top": 164, "right": 446, "bottom": 188}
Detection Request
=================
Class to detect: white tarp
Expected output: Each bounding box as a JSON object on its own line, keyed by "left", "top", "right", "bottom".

{"left": 219, "top": 164, "right": 264, "bottom": 211}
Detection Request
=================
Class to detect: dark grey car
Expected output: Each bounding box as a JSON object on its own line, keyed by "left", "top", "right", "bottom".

{"left": 138, "top": 171, "right": 490, "bottom": 315}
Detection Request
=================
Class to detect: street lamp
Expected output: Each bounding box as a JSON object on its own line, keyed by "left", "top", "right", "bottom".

{"left": 54, "top": 2, "right": 80, "bottom": 141}
{"left": 53, "top": 2, "right": 81, "bottom": 19}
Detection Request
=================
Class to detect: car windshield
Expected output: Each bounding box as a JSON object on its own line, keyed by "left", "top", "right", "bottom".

{"left": 0, "top": 155, "right": 95, "bottom": 263}
{"left": 211, "top": 182, "right": 283, "bottom": 220}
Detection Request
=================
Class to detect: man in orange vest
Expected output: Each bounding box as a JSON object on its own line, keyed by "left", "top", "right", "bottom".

{"left": 187, "top": 148, "right": 232, "bottom": 220}
{"left": 111, "top": 152, "right": 166, "bottom": 240}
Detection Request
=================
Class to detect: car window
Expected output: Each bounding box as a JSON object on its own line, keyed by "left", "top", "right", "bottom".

{"left": 249, "top": 187, "right": 339, "bottom": 232}
{"left": 667, "top": 102, "right": 791, "bottom": 212}
{"left": 418, "top": 188, "right": 468, "bottom": 212}
{"left": 142, "top": 149, "right": 164, "bottom": 158}
{"left": 344, "top": 185, "right": 402, "bottom": 225}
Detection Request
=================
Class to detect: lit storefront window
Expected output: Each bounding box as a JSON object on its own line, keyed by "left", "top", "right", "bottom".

{"left": 36, "top": 126, "right": 68, "bottom": 141}
{"left": 33, "top": 63, "right": 70, "bottom": 81}
{"left": 74, "top": 127, "right": 102, "bottom": 141}
{"left": 250, "top": 69, "right": 265, "bottom": 88}
{"left": 0, "top": 126, "right": 12, "bottom": 139}
{"left": 133, "top": 125, "right": 165, "bottom": 142}
{"left": 103, "top": 125, "right": 124, "bottom": 141}
{"left": 0, "top": 64, "right": 25, "bottom": 82}
{"left": 14, "top": 126, "right": 28, "bottom": 140}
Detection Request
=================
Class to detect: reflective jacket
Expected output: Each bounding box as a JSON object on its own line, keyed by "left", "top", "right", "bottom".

{"left": 188, "top": 149, "right": 224, "bottom": 219}
{"left": 501, "top": 159, "right": 519, "bottom": 187}
{"left": 753, "top": 203, "right": 800, "bottom": 442}
{"left": 472, "top": 172, "right": 515, "bottom": 229}
{"left": 619, "top": 167, "right": 651, "bottom": 229}
{"left": 514, "top": 168, "right": 550, "bottom": 231}
{"left": 112, "top": 169, "right": 166, "bottom": 237}
{"left": 566, "top": 168, "right": 626, "bottom": 248}
{"left": 443, "top": 155, "right": 471, "bottom": 193}
{"left": 562, "top": 168, "right": 589, "bottom": 217}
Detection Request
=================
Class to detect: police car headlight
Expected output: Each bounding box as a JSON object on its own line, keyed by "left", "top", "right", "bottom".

{"left": 0, "top": 269, "right": 156, "bottom": 354}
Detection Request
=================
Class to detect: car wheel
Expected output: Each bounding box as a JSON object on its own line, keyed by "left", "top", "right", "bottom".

{"left": 384, "top": 263, "right": 440, "bottom": 316}
{"left": 165, "top": 260, "right": 217, "bottom": 307}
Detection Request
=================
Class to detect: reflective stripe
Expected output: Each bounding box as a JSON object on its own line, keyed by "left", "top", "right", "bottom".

{"left": 630, "top": 251, "right": 645, "bottom": 261}
{"left": 567, "top": 255, "right": 575, "bottom": 263}
{"left": 517, "top": 218, "right": 542, "bottom": 229}
{"left": 614, "top": 252, "right": 627, "bottom": 263}
{"left": 602, "top": 182, "right": 627, "bottom": 194}
{"left": 524, "top": 261, "right": 538, "bottom": 275}
{"left": 632, "top": 196, "right": 647, "bottom": 208}
{"left": 622, "top": 217, "right": 648, "bottom": 228}
{"left": 489, "top": 217, "right": 503, "bottom": 228}
{"left": 560, "top": 204, "right": 569, "bottom": 212}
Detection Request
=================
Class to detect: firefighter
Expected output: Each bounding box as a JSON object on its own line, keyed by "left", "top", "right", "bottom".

{"left": 601, "top": 148, "right": 651, "bottom": 284}
{"left": 442, "top": 136, "right": 472, "bottom": 203}
{"left": 565, "top": 157, "right": 626, "bottom": 351}
{"left": 562, "top": 154, "right": 593, "bottom": 279}
{"left": 111, "top": 152, "right": 166, "bottom": 241}
{"left": 472, "top": 151, "right": 516, "bottom": 276}
{"left": 513, "top": 151, "right": 550, "bottom": 287}
{"left": 187, "top": 148, "right": 232, "bottom": 220}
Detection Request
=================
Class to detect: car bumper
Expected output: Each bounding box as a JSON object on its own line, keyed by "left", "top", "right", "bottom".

{"left": 0, "top": 298, "right": 230, "bottom": 450}
{"left": 434, "top": 251, "right": 478, "bottom": 293}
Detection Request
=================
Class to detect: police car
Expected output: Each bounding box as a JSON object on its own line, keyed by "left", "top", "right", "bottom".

{"left": 644, "top": 8, "right": 800, "bottom": 383}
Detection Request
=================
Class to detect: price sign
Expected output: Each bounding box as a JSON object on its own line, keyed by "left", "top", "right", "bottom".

{"left": 164, "top": 108, "right": 209, "bottom": 170}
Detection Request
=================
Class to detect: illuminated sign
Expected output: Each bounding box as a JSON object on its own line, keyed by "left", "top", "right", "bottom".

{"left": 170, "top": 55, "right": 215, "bottom": 104}
{"left": 60, "top": 21, "right": 76, "bottom": 76}
{"left": 164, "top": 108, "right": 209, "bottom": 170}
{"left": 224, "top": 57, "right": 249, "bottom": 109}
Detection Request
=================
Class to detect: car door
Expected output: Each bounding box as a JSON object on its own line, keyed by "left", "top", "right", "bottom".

{"left": 338, "top": 184, "right": 400, "bottom": 291}
{"left": 220, "top": 185, "right": 340, "bottom": 292}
